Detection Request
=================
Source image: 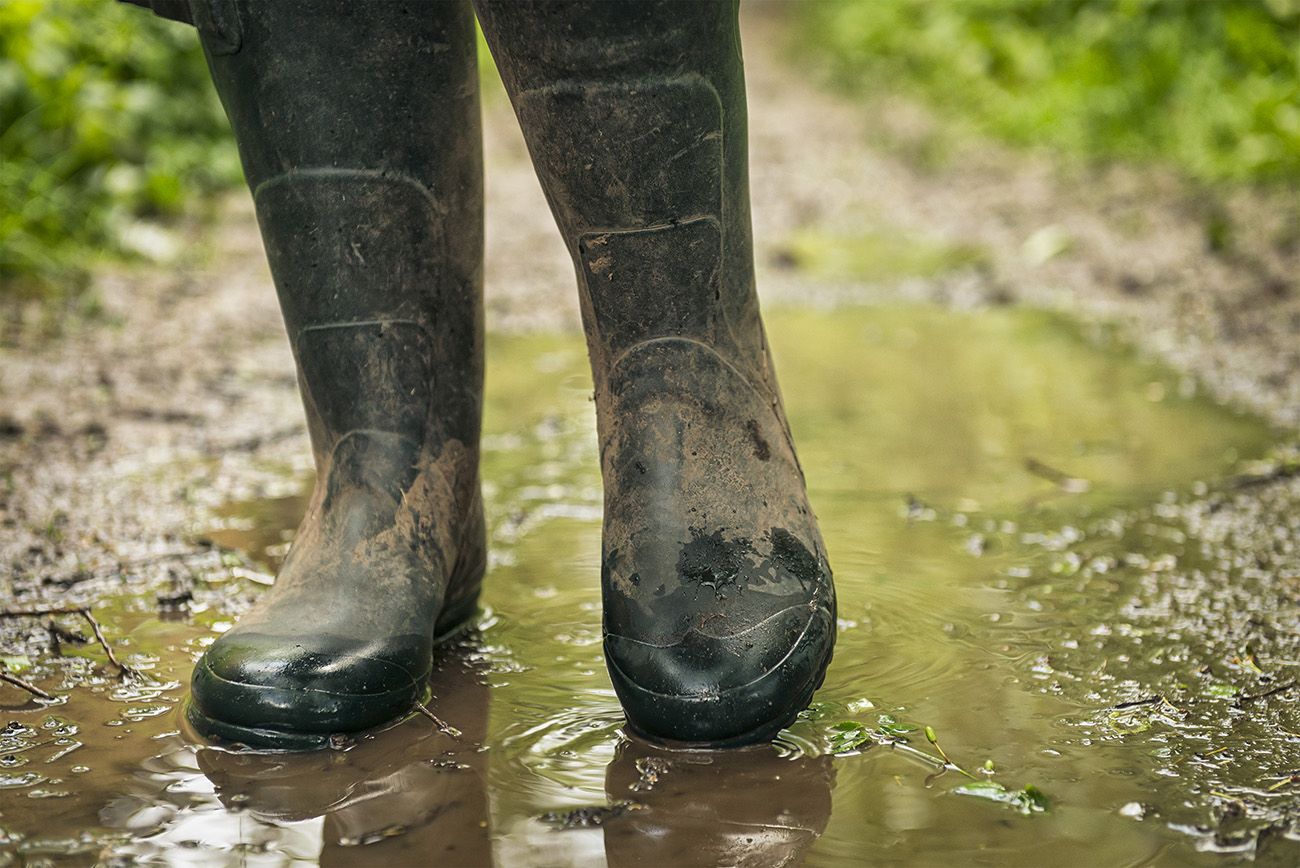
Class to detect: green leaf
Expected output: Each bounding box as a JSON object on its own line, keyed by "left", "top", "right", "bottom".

{"left": 953, "top": 780, "right": 1050, "bottom": 815}
{"left": 827, "top": 721, "right": 873, "bottom": 754}
{"left": 1020, "top": 784, "right": 1049, "bottom": 813}
{"left": 0, "top": 655, "right": 31, "bottom": 673}
{"left": 876, "top": 714, "right": 916, "bottom": 739}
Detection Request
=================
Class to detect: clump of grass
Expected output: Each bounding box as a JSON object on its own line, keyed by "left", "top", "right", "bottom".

{"left": 800, "top": 0, "right": 1300, "bottom": 186}
{"left": 0, "top": 0, "right": 239, "bottom": 296}
{"left": 829, "top": 717, "right": 1050, "bottom": 815}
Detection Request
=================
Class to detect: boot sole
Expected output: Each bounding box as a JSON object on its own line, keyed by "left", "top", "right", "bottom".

{"left": 183, "top": 591, "right": 482, "bottom": 752}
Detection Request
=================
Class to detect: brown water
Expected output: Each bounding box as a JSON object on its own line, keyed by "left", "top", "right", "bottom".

{"left": 3, "top": 305, "right": 1298, "bottom": 866}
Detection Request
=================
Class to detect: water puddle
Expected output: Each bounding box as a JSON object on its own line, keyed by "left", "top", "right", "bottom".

{"left": 3, "top": 304, "right": 1296, "bottom": 865}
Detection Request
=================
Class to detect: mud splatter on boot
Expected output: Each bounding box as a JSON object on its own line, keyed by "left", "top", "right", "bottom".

{"left": 477, "top": 0, "right": 835, "bottom": 745}
{"left": 184, "top": 1, "right": 485, "bottom": 749}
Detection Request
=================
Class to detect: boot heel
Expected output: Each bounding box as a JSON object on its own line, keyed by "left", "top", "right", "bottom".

{"left": 433, "top": 592, "right": 482, "bottom": 643}
{"left": 434, "top": 488, "right": 487, "bottom": 641}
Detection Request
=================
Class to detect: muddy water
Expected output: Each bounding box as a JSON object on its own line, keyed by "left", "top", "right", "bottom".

{"left": 3, "top": 304, "right": 1296, "bottom": 866}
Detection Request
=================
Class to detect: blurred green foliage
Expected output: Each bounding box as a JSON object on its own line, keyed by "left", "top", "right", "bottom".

{"left": 0, "top": 0, "right": 238, "bottom": 294}
{"left": 803, "top": 0, "right": 1300, "bottom": 184}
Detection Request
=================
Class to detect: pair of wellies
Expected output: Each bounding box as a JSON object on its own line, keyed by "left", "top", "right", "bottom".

{"left": 135, "top": 0, "right": 835, "bottom": 750}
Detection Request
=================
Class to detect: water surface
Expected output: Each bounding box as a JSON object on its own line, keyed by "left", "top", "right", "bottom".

{"left": 3, "top": 305, "right": 1295, "bottom": 866}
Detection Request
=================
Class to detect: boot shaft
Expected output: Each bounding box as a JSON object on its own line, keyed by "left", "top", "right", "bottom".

{"left": 475, "top": 0, "right": 768, "bottom": 400}
{"left": 198, "top": 0, "right": 485, "bottom": 482}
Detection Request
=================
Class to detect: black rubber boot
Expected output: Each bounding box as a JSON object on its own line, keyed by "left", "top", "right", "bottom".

{"left": 476, "top": 0, "right": 835, "bottom": 745}
{"left": 194, "top": 647, "right": 492, "bottom": 865}
{"left": 185, "top": 0, "right": 485, "bottom": 749}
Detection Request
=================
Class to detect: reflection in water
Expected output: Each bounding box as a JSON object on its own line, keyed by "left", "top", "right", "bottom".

{"left": 100, "top": 644, "right": 832, "bottom": 868}
{"left": 105, "top": 646, "right": 492, "bottom": 866}
{"left": 602, "top": 739, "right": 834, "bottom": 867}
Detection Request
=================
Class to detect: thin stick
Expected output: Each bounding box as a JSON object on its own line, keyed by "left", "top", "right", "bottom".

{"left": 79, "top": 609, "right": 135, "bottom": 677}
{"left": 32, "top": 548, "right": 218, "bottom": 589}
{"left": 0, "top": 607, "right": 136, "bottom": 678}
{"left": 1235, "top": 681, "right": 1296, "bottom": 706}
{"left": 0, "top": 607, "right": 91, "bottom": 618}
{"left": 1267, "top": 774, "right": 1299, "bottom": 792}
{"left": 0, "top": 670, "right": 53, "bottom": 701}
{"left": 881, "top": 737, "right": 946, "bottom": 771}
{"left": 413, "top": 700, "right": 462, "bottom": 739}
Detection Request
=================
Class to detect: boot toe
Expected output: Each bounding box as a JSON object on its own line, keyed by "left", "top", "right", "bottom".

{"left": 605, "top": 600, "right": 834, "bottom": 746}
{"left": 188, "top": 631, "right": 429, "bottom": 749}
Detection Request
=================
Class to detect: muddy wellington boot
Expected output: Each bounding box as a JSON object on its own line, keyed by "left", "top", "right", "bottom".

{"left": 195, "top": 649, "right": 492, "bottom": 864}
{"left": 477, "top": 0, "right": 835, "bottom": 744}
{"left": 181, "top": 1, "right": 485, "bottom": 749}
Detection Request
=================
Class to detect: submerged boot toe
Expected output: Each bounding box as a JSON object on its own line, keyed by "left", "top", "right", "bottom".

{"left": 596, "top": 341, "right": 837, "bottom": 746}
{"left": 188, "top": 631, "right": 429, "bottom": 749}
{"left": 606, "top": 601, "right": 835, "bottom": 746}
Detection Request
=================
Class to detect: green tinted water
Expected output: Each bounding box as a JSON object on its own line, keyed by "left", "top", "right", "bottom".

{"left": 2, "top": 305, "right": 1294, "bottom": 866}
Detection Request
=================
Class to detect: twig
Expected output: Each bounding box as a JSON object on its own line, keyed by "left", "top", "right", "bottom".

{"left": 414, "top": 700, "right": 462, "bottom": 738}
{"left": 0, "top": 607, "right": 137, "bottom": 678}
{"left": 1228, "top": 463, "right": 1300, "bottom": 491}
{"left": 1112, "top": 695, "right": 1162, "bottom": 710}
{"left": 80, "top": 610, "right": 134, "bottom": 677}
{"left": 30, "top": 546, "right": 226, "bottom": 590}
{"left": 0, "top": 670, "right": 53, "bottom": 701}
{"left": 1025, "top": 458, "right": 1090, "bottom": 493}
{"left": 1235, "top": 681, "right": 1296, "bottom": 707}
{"left": 1267, "top": 773, "right": 1300, "bottom": 792}
{"left": 0, "top": 607, "right": 95, "bottom": 618}
{"left": 879, "top": 737, "right": 946, "bottom": 771}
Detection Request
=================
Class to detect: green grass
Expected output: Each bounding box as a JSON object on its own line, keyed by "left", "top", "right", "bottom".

{"left": 0, "top": 0, "right": 239, "bottom": 296}
{"left": 801, "top": 0, "right": 1300, "bottom": 185}
{"left": 0, "top": 4, "right": 510, "bottom": 300}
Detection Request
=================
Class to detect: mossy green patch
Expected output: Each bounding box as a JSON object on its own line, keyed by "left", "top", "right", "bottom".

{"left": 777, "top": 228, "right": 988, "bottom": 283}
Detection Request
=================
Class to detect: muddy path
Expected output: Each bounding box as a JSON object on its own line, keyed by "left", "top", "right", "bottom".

{"left": 3, "top": 6, "right": 1300, "bottom": 593}
{"left": 2, "top": 4, "right": 1300, "bottom": 865}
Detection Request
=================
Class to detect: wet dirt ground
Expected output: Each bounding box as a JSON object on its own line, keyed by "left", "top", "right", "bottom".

{"left": 4, "top": 4, "right": 1300, "bottom": 866}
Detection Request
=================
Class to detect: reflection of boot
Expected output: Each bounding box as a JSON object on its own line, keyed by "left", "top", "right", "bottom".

{"left": 603, "top": 738, "right": 834, "bottom": 866}
{"left": 476, "top": 0, "right": 835, "bottom": 745}
{"left": 184, "top": 1, "right": 486, "bottom": 748}
{"left": 195, "top": 646, "right": 493, "bottom": 867}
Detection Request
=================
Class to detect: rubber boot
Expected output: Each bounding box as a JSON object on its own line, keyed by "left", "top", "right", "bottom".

{"left": 184, "top": 0, "right": 485, "bottom": 749}
{"left": 194, "top": 646, "right": 492, "bottom": 866}
{"left": 476, "top": 0, "right": 835, "bottom": 745}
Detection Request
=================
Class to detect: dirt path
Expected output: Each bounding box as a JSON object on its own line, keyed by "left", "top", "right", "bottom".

{"left": 2, "top": 3, "right": 1297, "bottom": 605}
